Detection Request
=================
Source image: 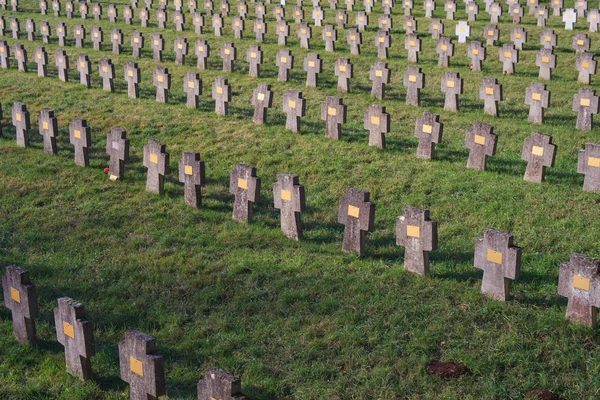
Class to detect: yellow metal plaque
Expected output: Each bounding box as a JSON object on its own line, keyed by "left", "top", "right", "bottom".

{"left": 42, "top": 121, "right": 49, "bottom": 130}
{"left": 347, "top": 205, "right": 360, "bottom": 218}
{"left": 149, "top": 154, "right": 158, "bottom": 164}
{"left": 281, "top": 190, "right": 291, "bottom": 201}
{"left": 474, "top": 135, "right": 486, "bottom": 145}
{"left": 504, "top": 51, "right": 512, "bottom": 58}
{"left": 545, "top": 35, "right": 551, "bottom": 42}
{"left": 157, "top": 75, "right": 163, "bottom": 83}
{"left": 485, "top": 87, "right": 494, "bottom": 95}
{"left": 224, "top": 49, "right": 230, "bottom": 55}
{"left": 350, "top": 35, "right": 356, "bottom": 41}
{"left": 328, "top": 107, "right": 337, "bottom": 116}
{"left": 541, "top": 56, "right": 550, "bottom": 63}
{"left": 409, "top": 75, "right": 417, "bottom": 82}
{"left": 582, "top": 61, "right": 590, "bottom": 68}
{"left": 532, "top": 146, "right": 544, "bottom": 156}
{"left": 588, "top": 157, "right": 600, "bottom": 167}
{"left": 441, "top": 44, "right": 447, "bottom": 50}
{"left": 257, "top": 92, "right": 265, "bottom": 101}
{"left": 288, "top": 100, "right": 296, "bottom": 109}
{"left": 102, "top": 66, "right": 108, "bottom": 73}
{"left": 216, "top": 87, "right": 223, "bottom": 94}
{"left": 63, "top": 322, "right": 75, "bottom": 339}
{"left": 177, "top": 43, "right": 183, "bottom": 49}
{"left": 16, "top": 114, "right": 21, "bottom": 122}
{"left": 422, "top": 124, "right": 432, "bottom": 134}
{"left": 446, "top": 80, "right": 455, "bottom": 88}
{"left": 409, "top": 40, "right": 415, "bottom": 46}
{"left": 339, "top": 65, "right": 346, "bottom": 72}
{"left": 74, "top": 129, "right": 81, "bottom": 139}
{"left": 532, "top": 93, "right": 541, "bottom": 101}
{"left": 371, "top": 116, "right": 380, "bottom": 125}
{"left": 128, "top": 70, "right": 134, "bottom": 77}
{"left": 407, "top": 225, "right": 420, "bottom": 238}
{"left": 130, "top": 357, "right": 144, "bottom": 376}
{"left": 487, "top": 30, "right": 493, "bottom": 36}
{"left": 308, "top": 61, "right": 315, "bottom": 68}
{"left": 280, "top": 56, "right": 287, "bottom": 63}
{"left": 515, "top": 33, "right": 521, "bottom": 38}
{"left": 10, "top": 287, "right": 20, "bottom": 303}
{"left": 487, "top": 249, "right": 503, "bottom": 264}
{"left": 581, "top": 98, "right": 591, "bottom": 106}
{"left": 378, "top": 37, "right": 385, "bottom": 43}
{"left": 573, "top": 275, "right": 590, "bottom": 291}
{"left": 375, "top": 70, "right": 383, "bottom": 77}
{"left": 184, "top": 165, "right": 193, "bottom": 175}
{"left": 187, "top": 81, "right": 195, "bottom": 88}
{"left": 326, "top": 31, "right": 332, "bottom": 37}
{"left": 238, "top": 178, "right": 248, "bottom": 189}
{"left": 472, "top": 49, "right": 479, "bottom": 55}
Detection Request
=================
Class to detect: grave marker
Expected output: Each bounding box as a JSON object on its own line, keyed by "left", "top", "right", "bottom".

{"left": 212, "top": 76, "right": 231, "bottom": 115}
{"left": 465, "top": 121, "right": 497, "bottom": 170}
{"left": 73, "top": 24, "right": 85, "bottom": 48}
{"left": 77, "top": 53, "right": 91, "bottom": 87}
{"left": 276, "top": 20, "right": 289, "bottom": 45}
{"left": 558, "top": 254, "right": 600, "bottom": 326}
{"left": 229, "top": 163, "right": 260, "bottom": 222}
{"left": 511, "top": 26, "right": 527, "bottom": 50}
{"left": 25, "top": 18, "right": 35, "bottom": 41}
{"left": 220, "top": 42, "right": 236, "bottom": 72}
{"left": 436, "top": 37, "right": 454, "bottom": 67}
{"left": 183, "top": 72, "right": 201, "bottom": 108}
{"left": 40, "top": 21, "right": 50, "bottom": 43}
{"left": 247, "top": 44, "right": 262, "bottom": 77}
{"left": 273, "top": 174, "right": 306, "bottom": 240}
{"left": 99, "top": 58, "right": 115, "bottom": 92}
{"left": 374, "top": 30, "right": 390, "bottom": 59}
{"left": 56, "top": 22, "right": 66, "bottom": 46}
{"left": 2, "top": 266, "right": 38, "bottom": 345}
{"left": 321, "top": 96, "right": 347, "bottom": 140}
{"left": 346, "top": 28, "right": 362, "bottom": 55}
{"left": 304, "top": 53, "right": 322, "bottom": 87}
{"left": 396, "top": 208, "right": 438, "bottom": 275}
{"left": 34, "top": 46, "right": 47, "bottom": 77}
{"left": 106, "top": 128, "right": 129, "bottom": 180}
{"left": 323, "top": 25, "right": 337, "bottom": 52}
{"left": 91, "top": 26, "right": 103, "bottom": 51}
{"left": 174, "top": 36, "right": 188, "bottom": 65}
{"left": 12, "top": 102, "right": 31, "bottom": 147}
{"left": 252, "top": 83, "right": 273, "bottom": 124}
{"left": 576, "top": 52, "right": 596, "bottom": 84}
{"left": 403, "top": 66, "right": 424, "bottom": 106}
{"left": 14, "top": 43, "right": 27, "bottom": 72}
{"left": 441, "top": 71, "right": 463, "bottom": 111}
{"left": 179, "top": 152, "right": 205, "bottom": 208}
{"left": 456, "top": 21, "right": 470, "bottom": 43}
{"left": 499, "top": 44, "right": 518, "bottom": 74}
{"left": 143, "top": 139, "right": 170, "bottom": 194}
{"left": 69, "top": 118, "right": 91, "bottom": 167}
{"left": 430, "top": 19, "right": 444, "bottom": 39}
{"left": 153, "top": 66, "right": 171, "bottom": 103}
{"left": 573, "top": 88, "right": 599, "bottom": 131}
{"left": 414, "top": 111, "right": 442, "bottom": 159}
{"left": 55, "top": 48, "right": 69, "bottom": 81}
{"left": 195, "top": 39, "right": 209, "bottom": 70}
{"left": 0, "top": 40, "right": 8, "bottom": 68}
{"left": 39, "top": 109, "right": 58, "bottom": 154}
{"left": 283, "top": 89, "right": 306, "bottom": 132}
{"left": 479, "top": 77, "right": 502, "bottom": 116}
{"left": 198, "top": 368, "right": 247, "bottom": 400}
{"left": 334, "top": 58, "right": 353, "bottom": 93}
{"left": 536, "top": 49, "right": 556, "bottom": 80}
{"left": 254, "top": 19, "right": 266, "bottom": 42}
{"left": 525, "top": 82, "right": 550, "bottom": 124}
{"left": 124, "top": 61, "right": 141, "bottom": 98}
{"left": 111, "top": 28, "right": 123, "bottom": 54}
{"left": 131, "top": 31, "right": 144, "bottom": 58}
{"left": 521, "top": 132, "right": 556, "bottom": 183}
{"left": 572, "top": 33, "right": 590, "bottom": 54}
{"left": 337, "top": 188, "right": 375, "bottom": 256}
{"left": 276, "top": 49, "right": 293, "bottom": 81}
{"left": 405, "top": 33, "right": 421, "bottom": 63}
{"left": 298, "top": 23, "right": 311, "bottom": 49}
{"left": 232, "top": 16, "right": 244, "bottom": 39}
{"left": 468, "top": 41, "right": 486, "bottom": 71}
{"left": 364, "top": 104, "right": 390, "bottom": 149}
{"left": 370, "top": 61, "right": 390, "bottom": 100}
{"left": 563, "top": 8, "right": 576, "bottom": 30}
{"left": 119, "top": 331, "right": 166, "bottom": 400}
{"left": 578, "top": 143, "right": 600, "bottom": 192}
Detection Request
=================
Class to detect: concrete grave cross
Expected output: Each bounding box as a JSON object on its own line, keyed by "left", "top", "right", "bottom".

{"left": 334, "top": 58, "right": 353, "bottom": 93}
{"left": 229, "top": 163, "right": 260, "bottom": 223}
{"left": 499, "top": 44, "right": 518, "bottom": 74}
{"left": 468, "top": 41, "right": 486, "bottom": 71}
{"left": 69, "top": 118, "right": 91, "bottom": 167}
{"left": 465, "top": 121, "right": 497, "bottom": 170}
{"left": 276, "top": 20, "right": 289, "bottom": 46}
{"left": 13, "top": 43, "right": 27, "bottom": 72}
{"left": 304, "top": 53, "right": 322, "bottom": 87}
{"left": 488, "top": 2, "right": 502, "bottom": 22}
{"left": 588, "top": 9, "right": 599, "bottom": 32}
{"left": 193, "top": 12, "right": 204, "bottom": 34}
{"left": 108, "top": 4, "right": 118, "bottom": 22}
{"left": 536, "top": 5, "right": 548, "bottom": 26}
{"left": 212, "top": 14, "right": 223, "bottom": 36}
{"left": 131, "top": 0, "right": 139, "bottom": 8}
{"left": 153, "top": 65, "right": 171, "bottom": 103}
{"left": 363, "top": 104, "right": 390, "bottom": 149}
{"left": 396, "top": 208, "right": 438, "bottom": 275}
{"left": 436, "top": 37, "right": 454, "bottom": 67}
{"left": 79, "top": 1, "right": 88, "bottom": 18}
{"left": 403, "top": 66, "right": 424, "bottom": 106}
{"left": 273, "top": 174, "right": 306, "bottom": 240}
{"left": 370, "top": 61, "right": 390, "bottom": 100}
{"left": 254, "top": 19, "right": 266, "bottom": 42}
{"left": 312, "top": 6, "right": 323, "bottom": 26}
{"left": 232, "top": 16, "right": 244, "bottom": 39}
{"left": 40, "top": 21, "right": 51, "bottom": 43}
{"left": 139, "top": 7, "right": 149, "bottom": 27}
{"left": 119, "top": 331, "right": 166, "bottom": 400}
{"left": 346, "top": 29, "right": 362, "bottom": 55}
{"left": 404, "top": 16, "right": 417, "bottom": 34}
{"left": 466, "top": 1, "right": 479, "bottom": 20}
{"left": 424, "top": 0, "right": 435, "bottom": 17}
{"left": 536, "top": 49, "right": 556, "bottom": 80}
{"left": 145, "top": 0, "right": 154, "bottom": 9}
{"left": 124, "top": 61, "right": 141, "bottom": 98}
{"left": 65, "top": 0, "right": 73, "bottom": 17}
{"left": 273, "top": 4, "right": 284, "bottom": 20}
{"left": 183, "top": 72, "right": 201, "bottom": 108}
{"left": 474, "top": 229, "right": 522, "bottom": 301}
{"left": 572, "top": 33, "right": 590, "bottom": 54}
{"left": 198, "top": 368, "right": 247, "bottom": 400}
{"left": 445, "top": 0, "right": 456, "bottom": 19}
{"left": 92, "top": 2, "right": 102, "bottom": 20}
{"left": 99, "top": 58, "right": 115, "bottom": 92}
{"left": 379, "top": 14, "right": 392, "bottom": 31}
{"left": 364, "top": 0, "right": 374, "bottom": 13}
{"left": 441, "top": 71, "right": 463, "bottom": 111}
{"left": 56, "top": 22, "right": 66, "bottom": 46}
{"left": 111, "top": 28, "right": 123, "bottom": 54}
{"left": 405, "top": 33, "right": 421, "bottom": 62}
{"left": 239, "top": 1, "right": 248, "bottom": 18}
{"left": 563, "top": 9, "right": 576, "bottom": 30}
{"left": 255, "top": 2, "right": 265, "bottom": 20}
{"left": 77, "top": 53, "right": 92, "bottom": 88}
{"left": 575, "top": 0, "right": 587, "bottom": 16}
{"left": 39, "top": 109, "right": 58, "bottom": 154}
{"left": 382, "top": 0, "right": 393, "bottom": 13}
{"left": 521, "top": 132, "right": 556, "bottom": 183}
{"left": 220, "top": 42, "right": 236, "bottom": 72}
{"left": 403, "top": 0, "right": 413, "bottom": 15}
{"left": 346, "top": 0, "right": 355, "bottom": 11}
{"left": 156, "top": 8, "right": 167, "bottom": 29}
{"left": 247, "top": 44, "right": 263, "bottom": 77}
{"left": 174, "top": 36, "right": 188, "bottom": 65}
{"left": 540, "top": 29, "right": 557, "bottom": 49}
{"left": 511, "top": 26, "right": 527, "bottom": 50}
{"left": 559, "top": 254, "right": 600, "bottom": 326}
{"left": 34, "top": 46, "right": 48, "bottom": 77}
{"left": 143, "top": 140, "right": 170, "bottom": 194}
{"left": 336, "top": 10, "right": 348, "bottom": 28}
{"left": 479, "top": 77, "right": 502, "bottom": 116}
{"left": 25, "top": 18, "right": 35, "bottom": 41}
{"left": 551, "top": 0, "right": 562, "bottom": 15}
{"left": 525, "top": 82, "right": 550, "bottom": 124}
{"left": 356, "top": 12, "right": 368, "bottom": 31}
{"left": 106, "top": 128, "right": 129, "bottom": 180}
{"left": 55, "top": 48, "right": 69, "bottom": 82}
{"left": 0, "top": 40, "right": 8, "bottom": 69}
{"left": 12, "top": 102, "right": 31, "bottom": 147}
{"left": 298, "top": 23, "right": 311, "bottom": 49}
{"left": 573, "top": 88, "right": 599, "bottom": 131}
{"left": 91, "top": 26, "right": 103, "bottom": 51}
{"left": 52, "top": 0, "right": 59, "bottom": 15}
{"left": 323, "top": 25, "right": 337, "bottom": 52}
{"left": 212, "top": 76, "right": 231, "bottom": 115}
{"left": 510, "top": 3, "right": 523, "bottom": 23}
{"left": 414, "top": 111, "right": 443, "bottom": 159}
{"left": 276, "top": 49, "right": 293, "bottom": 81}
{"left": 578, "top": 143, "right": 600, "bottom": 192}
{"left": 456, "top": 21, "right": 470, "bottom": 43}
{"left": 174, "top": 11, "right": 185, "bottom": 31}
{"left": 337, "top": 188, "right": 375, "bottom": 256}
{"left": 252, "top": 83, "right": 273, "bottom": 124}
{"left": 321, "top": 96, "right": 347, "bottom": 140}
{"left": 195, "top": 39, "right": 209, "bottom": 70}
{"left": 124, "top": 6, "right": 133, "bottom": 24}
{"left": 374, "top": 30, "right": 391, "bottom": 59}
{"left": 576, "top": 53, "right": 596, "bottom": 84}
{"left": 54, "top": 297, "right": 95, "bottom": 380}
{"left": 2, "top": 266, "right": 38, "bottom": 345}
{"left": 283, "top": 89, "right": 306, "bottom": 132}
{"left": 9, "top": 0, "right": 17, "bottom": 11}
{"left": 73, "top": 24, "right": 86, "bottom": 48}
{"left": 39, "top": 0, "right": 47, "bottom": 14}
{"left": 527, "top": 0, "right": 538, "bottom": 13}
{"left": 203, "top": 0, "right": 213, "bottom": 13}
{"left": 179, "top": 152, "right": 205, "bottom": 208}
{"left": 484, "top": 24, "right": 498, "bottom": 45}
{"left": 131, "top": 31, "right": 144, "bottom": 58}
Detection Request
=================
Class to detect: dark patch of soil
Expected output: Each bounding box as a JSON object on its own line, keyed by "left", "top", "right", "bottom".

{"left": 426, "top": 361, "right": 470, "bottom": 379}
{"left": 525, "top": 389, "right": 560, "bottom": 400}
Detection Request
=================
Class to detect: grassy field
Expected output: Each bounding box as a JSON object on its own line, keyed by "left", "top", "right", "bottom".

{"left": 1, "top": 0, "right": 600, "bottom": 398}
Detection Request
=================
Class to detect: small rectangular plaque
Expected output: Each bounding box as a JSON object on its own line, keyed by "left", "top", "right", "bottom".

{"left": 257, "top": 93, "right": 265, "bottom": 101}
{"left": 328, "top": 107, "right": 337, "bottom": 116}
{"left": 407, "top": 225, "right": 420, "bottom": 238}
{"left": 130, "top": 357, "right": 144, "bottom": 376}
{"left": 474, "top": 135, "right": 486, "bottom": 145}
{"left": 339, "top": 65, "right": 346, "bottom": 72}
{"left": 281, "top": 189, "right": 291, "bottom": 201}
{"left": 348, "top": 205, "right": 360, "bottom": 218}
{"left": 188, "top": 81, "right": 195, "bottom": 88}
{"left": 581, "top": 98, "right": 591, "bottom": 106}
{"left": 532, "top": 93, "right": 541, "bottom": 101}
{"left": 74, "top": 129, "right": 81, "bottom": 139}
{"left": 10, "top": 287, "right": 20, "bottom": 303}
{"left": 485, "top": 87, "right": 494, "bottom": 95}
{"left": 446, "top": 80, "right": 455, "bottom": 88}
{"left": 487, "top": 249, "right": 503, "bottom": 264}
{"left": 238, "top": 178, "right": 248, "bottom": 189}
{"left": 63, "top": 322, "right": 75, "bottom": 339}
{"left": 149, "top": 154, "right": 158, "bottom": 164}
{"left": 573, "top": 275, "right": 590, "bottom": 291}
{"left": 422, "top": 124, "right": 432, "bottom": 134}
{"left": 288, "top": 100, "right": 296, "bottom": 108}
{"left": 42, "top": 121, "right": 49, "bottom": 130}
{"left": 185, "top": 165, "right": 193, "bottom": 175}
{"left": 532, "top": 146, "right": 544, "bottom": 156}
{"left": 588, "top": 157, "right": 600, "bottom": 167}
{"left": 409, "top": 75, "right": 417, "bottom": 82}
{"left": 375, "top": 70, "right": 383, "bottom": 77}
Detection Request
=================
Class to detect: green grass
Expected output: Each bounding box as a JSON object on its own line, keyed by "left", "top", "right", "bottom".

{"left": 1, "top": 0, "right": 600, "bottom": 398}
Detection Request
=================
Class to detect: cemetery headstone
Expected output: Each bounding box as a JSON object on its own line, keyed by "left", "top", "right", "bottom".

{"left": 283, "top": 89, "right": 306, "bottom": 132}
{"left": 441, "top": 71, "right": 463, "bottom": 111}
{"left": 536, "top": 49, "right": 556, "bottom": 80}
{"left": 370, "top": 61, "right": 390, "bottom": 100}
{"left": 14, "top": 43, "right": 27, "bottom": 72}
{"left": 364, "top": 104, "right": 390, "bottom": 149}
{"left": 456, "top": 21, "right": 470, "bottom": 43}
{"left": 55, "top": 48, "right": 69, "bottom": 82}
{"left": 247, "top": 45, "right": 263, "bottom": 77}
{"left": 220, "top": 42, "right": 236, "bottom": 72}
{"left": 131, "top": 31, "right": 144, "bottom": 58}
{"left": 304, "top": 53, "right": 322, "bottom": 87}
{"left": 403, "top": 66, "right": 424, "bottom": 106}
{"left": 12, "top": 102, "right": 31, "bottom": 148}
{"left": 273, "top": 174, "right": 306, "bottom": 240}
{"left": 69, "top": 118, "right": 91, "bottom": 167}
{"left": 252, "top": 83, "right": 273, "bottom": 124}
{"left": 153, "top": 66, "right": 171, "bottom": 102}
{"left": 563, "top": 8, "right": 576, "bottom": 30}
{"left": 276, "top": 20, "right": 289, "bottom": 45}
{"left": 106, "top": 128, "right": 129, "bottom": 180}
{"left": 111, "top": 28, "right": 123, "bottom": 54}
{"left": 195, "top": 39, "right": 209, "bottom": 70}
{"left": 521, "top": 132, "right": 556, "bottom": 183}
{"left": 321, "top": 96, "right": 347, "bottom": 140}
{"left": 212, "top": 76, "right": 231, "bottom": 115}
{"left": 323, "top": 25, "right": 337, "bottom": 52}
{"left": 396, "top": 208, "right": 438, "bottom": 275}
{"left": 576, "top": 52, "right": 596, "bottom": 84}
{"left": 511, "top": 26, "right": 526, "bottom": 50}
{"left": 179, "top": 152, "right": 205, "bottom": 207}
{"left": 198, "top": 368, "right": 247, "bottom": 400}
{"left": 99, "top": 58, "right": 115, "bottom": 92}
{"left": 334, "top": 58, "right": 353, "bottom": 92}
{"left": 346, "top": 29, "right": 362, "bottom": 55}
{"left": 414, "top": 111, "right": 442, "bottom": 159}
{"left": 436, "top": 37, "right": 454, "bottom": 67}
{"left": 558, "top": 254, "right": 600, "bottom": 326}
{"left": 572, "top": 33, "right": 590, "bottom": 54}
{"left": 34, "top": 46, "right": 47, "bottom": 77}
{"left": 124, "top": 61, "right": 141, "bottom": 98}
{"left": 337, "top": 188, "right": 375, "bottom": 256}
{"left": 276, "top": 49, "right": 293, "bottom": 81}
{"left": 499, "top": 44, "right": 518, "bottom": 74}
{"left": 573, "top": 88, "right": 599, "bottom": 131}
{"left": 77, "top": 53, "right": 91, "bottom": 87}
{"left": 183, "top": 72, "right": 201, "bottom": 108}
{"left": 91, "top": 26, "right": 103, "bottom": 51}
{"left": 174, "top": 36, "right": 188, "bottom": 65}
{"left": 2, "top": 265, "right": 38, "bottom": 345}
{"left": 405, "top": 33, "right": 421, "bottom": 63}
{"left": 578, "top": 143, "right": 600, "bottom": 192}
{"left": 430, "top": 19, "right": 444, "bottom": 39}
{"left": 465, "top": 121, "right": 497, "bottom": 170}
{"left": 229, "top": 163, "right": 260, "bottom": 222}
{"left": 143, "top": 139, "right": 170, "bottom": 194}
{"left": 39, "top": 109, "right": 58, "bottom": 154}
{"left": 525, "top": 82, "right": 550, "bottom": 124}
{"left": 479, "top": 77, "right": 502, "bottom": 116}
{"left": 375, "top": 30, "right": 391, "bottom": 59}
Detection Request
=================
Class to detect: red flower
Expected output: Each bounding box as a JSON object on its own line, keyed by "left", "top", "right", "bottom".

{"left": 469, "top": 63, "right": 473, "bottom": 67}
{"left": 503, "top": 70, "right": 507, "bottom": 74}
{"left": 104, "top": 167, "right": 110, "bottom": 173}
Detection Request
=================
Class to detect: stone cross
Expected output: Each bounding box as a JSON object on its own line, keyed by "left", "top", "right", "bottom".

{"left": 174, "top": 36, "right": 188, "bottom": 65}
{"left": 405, "top": 34, "right": 421, "bottom": 63}
{"left": 356, "top": 12, "right": 368, "bottom": 31}
{"left": 444, "top": 0, "right": 456, "bottom": 19}
{"left": 551, "top": 0, "right": 562, "bottom": 15}
{"left": 336, "top": 10, "right": 348, "bottom": 28}
{"left": 110, "top": 28, "right": 123, "bottom": 54}
{"left": 337, "top": 188, "right": 375, "bottom": 256}
{"left": 468, "top": 41, "right": 486, "bottom": 71}
{"left": 153, "top": 35, "right": 165, "bottom": 61}
{"left": 273, "top": 4, "right": 284, "bottom": 20}
{"left": 323, "top": 25, "right": 337, "bottom": 52}
{"left": 174, "top": 11, "right": 185, "bottom": 31}
{"left": 488, "top": 2, "right": 502, "bottom": 22}
{"left": 321, "top": 96, "right": 347, "bottom": 140}
{"left": 183, "top": 72, "right": 201, "bottom": 108}
{"left": 558, "top": 254, "right": 600, "bottom": 326}
{"left": 536, "top": 49, "right": 555, "bottom": 80}
{"left": 346, "top": 29, "right": 362, "bottom": 55}
{"left": 273, "top": 174, "right": 306, "bottom": 240}
{"left": 483, "top": 24, "right": 498, "bottom": 46}
{"left": 430, "top": 19, "right": 444, "bottom": 39}
{"left": 220, "top": 42, "right": 236, "bottom": 72}
{"left": 255, "top": 1, "right": 265, "bottom": 19}
{"left": 2, "top": 265, "right": 38, "bottom": 345}
{"left": 143, "top": 140, "right": 169, "bottom": 194}
{"left": 527, "top": 0, "right": 539, "bottom": 13}
{"left": 575, "top": 0, "right": 587, "bottom": 16}
{"left": 56, "top": 22, "right": 66, "bottom": 46}
{"left": 536, "top": 5, "right": 548, "bottom": 26}
{"left": 414, "top": 111, "right": 442, "bottom": 159}
{"left": 65, "top": 0, "right": 73, "bottom": 17}
{"left": 572, "top": 33, "right": 590, "bottom": 54}
{"left": 12, "top": 102, "right": 31, "bottom": 147}
{"left": 92, "top": 2, "right": 102, "bottom": 20}
{"left": 404, "top": 16, "right": 417, "bottom": 34}
{"left": 479, "top": 77, "right": 501, "bottom": 116}
{"left": 312, "top": 6, "right": 323, "bottom": 26}
{"left": 91, "top": 26, "right": 103, "bottom": 51}
{"left": 396, "top": 208, "right": 438, "bottom": 275}
{"left": 383, "top": 0, "right": 392, "bottom": 13}
{"left": 69, "top": 118, "right": 91, "bottom": 167}
{"left": 525, "top": 82, "right": 549, "bottom": 124}
{"left": 106, "top": 128, "right": 129, "bottom": 180}
{"left": 436, "top": 37, "right": 454, "bottom": 67}
{"left": 178, "top": 152, "right": 205, "bottom": 208}
{"left": 474, "top": 229, "right": 522, "bottom": 301}
{"left": 276, "top": 20, "right": 289, "bottom": 46}
{"left": 238, "top": 1, "right": 248, "bottom": 18}
{"left": 297, "top": 23, "right": 311, "bottom": 49}
{"left": 276, "top": 49, "right": 293, "bottom": 81}
{"left": 370, "top": 61, "right": 390, "bottom": 100}
{"left": 364, "top": 104, "right": 390, "bottom": 149}
{"left": 540, "top": 29, "right": 557, "bottom": 49}
{"left": 229, "top": 163, "right": 260, "bottom": 222}
{"left": 195, "top": 39, "right": 209, "bottom": 70}
{"left": 499, "top": 44, "right": 518, "bottom": 74}
{"left": 212, "top": 77, "right": 231, "bottom": 115}
{"left": 374, "top": 30, "right": 390, "bottom": 59}
{"left": 465, "top": 121, "right": 497, "bottom": 170}
{"left": 54, "top": 297, "right": 95, "bottom": 380}
{"left": 40, "top": 0, "right": 47, "bottom": 14}
{"left": 588, "top": 9, "right": 599, "bottom": 32}
{"left": 455, "top": 21, "right": 470, "bottom": 43}
{"left": 578, "top": 143, "right": 600, "bottom": 192}
{"left": 74, "top": 24, "right": 85, "bottom": 48}
{"left": 124, "top": 61, "right": 141, "bottom": 98}
{"left": 334, "top": 58, "right": 353, "bottom": 93}
{"left": 378, "top": 14, "right": 392, "bottom": 31}
{"left": 39, "top": 109, "right": 58, "bottom": 154}
{"left": 232, "top": 16, "right": 244, "bottom": 39}
{"left": 77, "top": 53, "right": 91, "bottom": 87}
{"left": 108, "top": 4, "right": 118, "bottom": 22}
{"left": 79, "top": 2, "right": 88, "bottom": 18}
{"left": 253, "top": 19, "right": 266, "bottom": 42}
{"left": 573, "top": 88, "right": 599, "bottom": 131}
{"left": 424, "top": 0, "right": 435, "bottom": 17}
{"left": 511, "top": 26, "right": 527, "bottom": 50}
{"left": 293, "top": 6, "right": 303, "bottom": 23}
{"left": 193, "top": 12, "right": 204, "bottom": 34}
{"left": 124, "top": 6, "right": 133, "bottom": 24}
{"left": 576, "top": 53, "right": 596, "bottom": 84}
{"left": 0, "top": 40, "right": 8, "bottom": 68}
{"left": 304, "top": 53, "right": 322, "bottom": 87}
{"left": 403, "top": 66, "right": 424, "bottom": 106}
{"left": 252, "top": 83, "right": 273, "bottom": 124}
{"left": 52, "top": 0, "right": 60, "bottom": 15}
{"left": 441, "top": 71, "right": 463, "bottom": 111}
{"left": 563, "top": 8, "right": 576, "bottom": 30}
{"left": 34, "top": 46, "right": 48, "bottom": 77}
{"left": 198, "top": 368, "right": 247, "bottom": 400}
{"left": 283, "top": 90, "right": 306, "bottom": 132}
{"left": 40, "top": 21, "right": 51, "bottom": 43}
{"left": 521, "top": 132, "right": 556, "bottom": 183}
{"left": 156, "top": 8, "right": 167, "bottom": 29}
{"left": 466, "top": 1, "right": 478, "bottom": 20}
{"left": 212, "top": 14, "right": 223, "bottom": 36}
{"left": 246, "top": 45, "right": 262, "bottom": 77}
{"left": 14, "top": 43, "right": 27, "bottom": 72}
{"left": 510, "top": 3, "right": 523, "bottom": 23}
{"left": 131, "top": 31, "right": 144, "bottom": 58}
{"left": 99, "top": 58, "right": 115, "bottom": 92}
{"left": 25, "top": 18, "right": 35, "bottom": 41}
{"left": 119, "top": 330, "right": 166, "bottom": 400}
{"left": 220, "top": 0, "right": 230, "bottom": 15}
{"left": 153, "top": 66, "right": 171, "bottom": 103}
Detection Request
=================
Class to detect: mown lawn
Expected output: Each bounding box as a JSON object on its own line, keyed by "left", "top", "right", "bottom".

{"left": 0, "top": 0, "right": 600, "bottom": 398}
